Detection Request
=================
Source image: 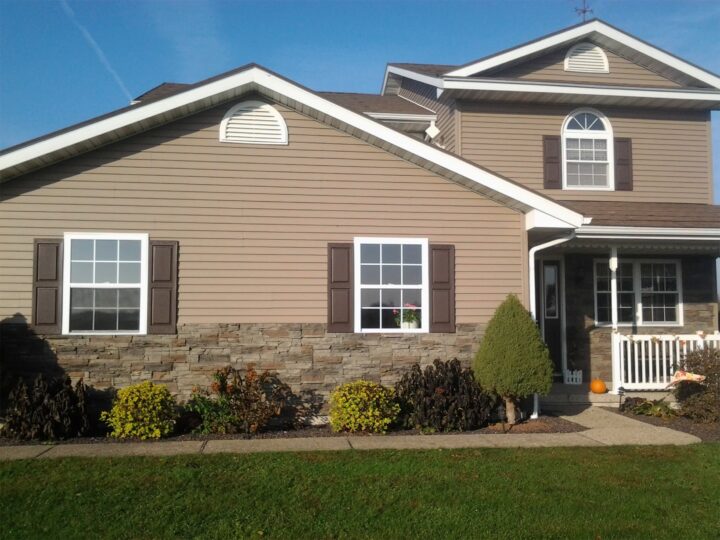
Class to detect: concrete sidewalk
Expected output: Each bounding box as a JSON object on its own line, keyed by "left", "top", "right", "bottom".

{"left": 0, "top": 407, "right": 700, "bottom": 461}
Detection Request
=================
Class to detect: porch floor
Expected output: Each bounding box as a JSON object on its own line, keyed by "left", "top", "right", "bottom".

{"left": 542, "top": 383, "right": 674, "bottom": 409}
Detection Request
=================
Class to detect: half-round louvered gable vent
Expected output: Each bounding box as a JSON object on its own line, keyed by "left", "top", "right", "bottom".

{"left": 220, "top": 100, "right": 288, "bottom": 145}
{"left": 564, "top": 42, "right": 609, "bottom": 73}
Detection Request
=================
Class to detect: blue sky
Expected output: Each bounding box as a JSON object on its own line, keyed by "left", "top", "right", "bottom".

{"left": 1, "top": 0, "right": 719, "bottom": 202}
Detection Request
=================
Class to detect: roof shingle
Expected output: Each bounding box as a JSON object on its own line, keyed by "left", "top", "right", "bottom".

{"left": 567, "top": 200, "right": 720, "bottom": 228}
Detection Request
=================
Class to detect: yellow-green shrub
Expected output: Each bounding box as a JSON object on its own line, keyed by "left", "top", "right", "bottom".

{"left": 329, "top": 380, "right": 399, "bottom": 433}
{"left": 100, "top": 381, "right": 177, "bottom": 439}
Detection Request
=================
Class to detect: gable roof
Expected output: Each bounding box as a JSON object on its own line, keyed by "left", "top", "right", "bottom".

{"left": 384, "top": 19, "right": 720, "bottom": 106}
{"left": 0, "top": 63, "right": 584, "bottom": 228}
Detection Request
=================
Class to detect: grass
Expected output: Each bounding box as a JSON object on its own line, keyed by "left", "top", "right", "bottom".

{"left": 1, "top": 445, "right": 719, "bottom": 539}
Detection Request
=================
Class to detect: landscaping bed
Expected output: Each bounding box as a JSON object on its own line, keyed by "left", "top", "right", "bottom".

{"left": 609, "top": 408, "right": 720, "bottom": 442}
{"left": 0, "top": 414, "right": 584, "bottom": 446}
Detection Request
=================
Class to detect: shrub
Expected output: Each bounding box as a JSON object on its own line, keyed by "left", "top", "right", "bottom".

{"left": 395, "top": 359, "right": 496, "bottom": 432}
{"left": 623, "top": 397, "right": 676, "bottom": 419}
{"left": 100, "top": 381, "right": 176, "bottom": 439}
{"left": 1, "top": 375, "right": 89, "bottom": 440}
{"left": 473, "top": 294, "right": 553, "bottom": 424}
{"left": 185, "top": 366, "right": 290, "bottom": 434}
{"left": 329, "top": 380, "right": 399, "bottom": 433}
{"left": 675, "top": 348, "right": 720, "bottom": 423}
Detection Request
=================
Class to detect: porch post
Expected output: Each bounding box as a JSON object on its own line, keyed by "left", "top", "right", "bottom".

{"left": 609, "top": 248, "right": 622, "bottom": 393}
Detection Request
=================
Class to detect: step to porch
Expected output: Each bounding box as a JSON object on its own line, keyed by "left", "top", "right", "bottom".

{"left": 541, "top": 384, "right": 674, "bottom": 409}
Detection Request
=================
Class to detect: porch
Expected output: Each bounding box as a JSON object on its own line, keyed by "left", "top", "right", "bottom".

{"left": 532, "top": 232, "right": 719, "bottom": 395}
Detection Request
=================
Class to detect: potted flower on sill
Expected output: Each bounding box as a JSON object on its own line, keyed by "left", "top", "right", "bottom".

{"left": 393, "top": 304, "right": 420, "bottom": 329}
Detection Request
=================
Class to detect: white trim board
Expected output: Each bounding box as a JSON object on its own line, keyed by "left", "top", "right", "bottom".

{"left": 0, "top": 65, "right": 584, "bottom": 228}
{"left": 444, "top": 19, "right": 720, "bottom": 89}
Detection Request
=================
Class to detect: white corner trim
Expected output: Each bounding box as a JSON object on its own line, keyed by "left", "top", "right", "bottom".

{"left": 445, "top": 20, "right": 720, "bottom": 89}
{"left": 0, "top": 66, "right": 585, "bottom": 228}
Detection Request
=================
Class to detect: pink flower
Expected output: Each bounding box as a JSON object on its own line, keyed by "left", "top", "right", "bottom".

{"left": 404, "top": 303, "right": 417, "bottom": 309}
{"left": 392, "top": 309, "right": 398, "bottom": 315}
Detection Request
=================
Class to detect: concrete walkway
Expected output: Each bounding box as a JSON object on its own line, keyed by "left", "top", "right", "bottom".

{"left": 0, "top": 407, "right": 700, "bottom": 461}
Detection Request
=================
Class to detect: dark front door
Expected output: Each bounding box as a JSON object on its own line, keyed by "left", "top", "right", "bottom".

{"left": 540, "top": 260, "right": 563, "bottom": 373}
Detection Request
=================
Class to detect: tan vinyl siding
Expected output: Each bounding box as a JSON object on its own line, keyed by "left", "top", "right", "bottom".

{"left": 0, "top": 100, "right": 524, "bottom": 325}
{"left": 459, "top": 102, "right": 712, "bottom": 203}
{"left": 488, "top": 47, "right": 685, "bottom": 88}
{"left": 397, "top": 79, "right": 457, "bottom": 152}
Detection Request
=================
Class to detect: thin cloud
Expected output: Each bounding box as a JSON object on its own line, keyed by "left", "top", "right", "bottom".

{"left": 59, "top": 0, "right": 132, "bottom": 101}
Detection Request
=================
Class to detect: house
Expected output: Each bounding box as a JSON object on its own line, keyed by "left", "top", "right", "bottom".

{"left": 1, "top": 19, "right": 718, "bottom": 406}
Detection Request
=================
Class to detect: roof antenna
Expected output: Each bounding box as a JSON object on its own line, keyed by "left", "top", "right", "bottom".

{"left": 575, "top": 0, "right": 593, "bottom": 22}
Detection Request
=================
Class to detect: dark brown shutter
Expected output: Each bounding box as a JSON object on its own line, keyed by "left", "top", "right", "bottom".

{"left": 430, "top": 244, "right": 455, "bottom": 333}
{"left": 148, "top": 240, "right": 178, "bottom": 334}
{"left": 542, "top": 135, "right": 562, "bottom": 189}
{"left": 32, "top": 239, "right": 63, "bottom": 334}
{"left": 614, "top": 138, "right": 633, "bottom": 191}
{"left": 327, "top": 243, "right": 353, "bottom": 333}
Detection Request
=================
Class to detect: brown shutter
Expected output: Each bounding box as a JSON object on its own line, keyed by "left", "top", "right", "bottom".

{"left": 148, "top": 240, "right": 178, "bottom": 334}
{"left": 614, "top": 138, "right": 633, "bottom": 191}
{"left": 430, "top": 244, "right": 455, "bottom": 333}
{"left": 32, "top": 239, "right": 63, "bottom": 334}
{"left": 542, "top": 135, "right": 562, "bottom": 189}
{"left": 327, "top": 243, "right": 353, "bottom": 333}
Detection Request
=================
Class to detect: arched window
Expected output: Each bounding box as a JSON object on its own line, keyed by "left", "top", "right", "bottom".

{"left": 219, "top": 100, "right": 288, "bottom": 145}
{"left": 562, "top": 109, "right": 614, "bottom": 189}
{"left": 564, "top": 43, "right": 609, "bottom": 73}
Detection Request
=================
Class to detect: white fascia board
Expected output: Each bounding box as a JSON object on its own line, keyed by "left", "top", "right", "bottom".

{"left": 0, "top": 66, "right": 585, "bottom": 228}
{"left": 576, "top": 225, "right": 720, "bottom": 240}
{"left": 384, "top": 66, "right": 445, "bottom": 90}
{"left": 525, "top": 210, "right": 577, "bottom": 230}
{"left": 446, "top": 20, "right": 720, "bottom": 89}
{"left": 365, "top": 112, "right": 437, "bottom": 122}
{"left": 442, "top": 78, "right": 720, "bottom": 103}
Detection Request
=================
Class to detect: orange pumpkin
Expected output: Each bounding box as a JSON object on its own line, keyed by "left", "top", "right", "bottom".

{"left": 590, "top": 378, "right": 608, "bottom": 394}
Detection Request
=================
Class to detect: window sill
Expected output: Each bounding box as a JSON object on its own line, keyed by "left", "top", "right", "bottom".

{"left": 63, "top": 331, "right": 146, "bottom": 336}
{"left": 594, "top": 323, "right": 683, "bottom": 329}
{"left": 562, "top": 186, "right": 614, "bottom": 191}
{"left": 356, "top": 329, "right": 429, "bottom": 335}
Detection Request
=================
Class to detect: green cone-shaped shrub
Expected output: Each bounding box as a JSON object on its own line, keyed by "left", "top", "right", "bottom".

{"left": 474, "top": 294, "right": 553, "bottom": 424}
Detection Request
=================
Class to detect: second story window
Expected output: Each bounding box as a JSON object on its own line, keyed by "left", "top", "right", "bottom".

{"left": 562, "top": 110, "right": 614, "bottom": 190}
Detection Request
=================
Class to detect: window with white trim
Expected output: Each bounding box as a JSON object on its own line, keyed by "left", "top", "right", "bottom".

{"left": 562, "top": 110, "right": 614, "bottom": 190}
{"left": 62, "top": 233, "right": 149, "bottom": 334}
{"left": 354, "top": 237, "right": 429, "bottom": 333}
{"left": 594, "top": 259, "right": 682, "bottom": 326}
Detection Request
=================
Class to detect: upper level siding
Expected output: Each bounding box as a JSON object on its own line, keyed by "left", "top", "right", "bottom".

{"left": 397, "top": 79, "right": 457, "bottom": 152}
{"left": 459, "top": 102, "right": 712, "bottom": 204}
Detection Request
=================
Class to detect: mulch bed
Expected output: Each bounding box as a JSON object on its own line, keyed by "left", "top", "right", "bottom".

{"left": 0, "top": 414, "right": 585, "bottom": 446}
{"left": 607, "top": 408, "right": 720, "bottom": 442}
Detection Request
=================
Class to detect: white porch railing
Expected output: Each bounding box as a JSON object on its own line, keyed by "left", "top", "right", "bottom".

{"left": 612, "top": 332, "right": 720, "bottom": 391}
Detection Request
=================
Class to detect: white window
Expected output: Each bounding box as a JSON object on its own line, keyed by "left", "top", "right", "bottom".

{"left": 219, "top": 100, "right": 288, "bottom": 145}
{"left": 562, "top": 109, "right": 614, "bottom": 190}
{"left": 594, "top": 259, "right": 682, "bottom": 326}
{"left": 62, "top": 233, "right": 149, "bottom": 335}
{"left": 354, "top": 237, "right": 429, "bottom": 333}
{"left": 564, "top": 43, "right": 609, "bottom": 73}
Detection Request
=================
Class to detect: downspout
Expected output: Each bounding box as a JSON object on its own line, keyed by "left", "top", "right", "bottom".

{"left": 528, "top": 231, "right": 576, "bottom": 420}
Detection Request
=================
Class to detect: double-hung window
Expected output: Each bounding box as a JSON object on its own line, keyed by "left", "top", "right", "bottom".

{"left": 562, "top": 110, "right": 614, "bottom": 190}
{"left": 594, "top": 259, "right": 682, "bottom": 326}
{"left": 354, "top": 237, "right": 429, "bottom": 333}
{"left": 62, "top": 233, "right": 149, "bottom": 334}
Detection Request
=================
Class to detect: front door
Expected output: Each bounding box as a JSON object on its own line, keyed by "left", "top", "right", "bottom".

{"left": 539, "top": 259, "right": 563, "bottom": 374}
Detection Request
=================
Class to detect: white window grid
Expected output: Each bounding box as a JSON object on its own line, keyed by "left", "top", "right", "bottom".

{"left": 62, "top": 232, "right": 149, "bottom": 335}
{"left": 353, "top": 237, "right": 429, "bottom": 334}
{"left": 561, "top": 109, "right": 615, "bottom": 191}
{"left": 593, "top": 258, "right": 683, "bottom": 327}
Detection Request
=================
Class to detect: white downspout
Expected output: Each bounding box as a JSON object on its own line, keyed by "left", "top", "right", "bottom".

{"left": 528, "top": 232, "right": 576, "bottom": 419}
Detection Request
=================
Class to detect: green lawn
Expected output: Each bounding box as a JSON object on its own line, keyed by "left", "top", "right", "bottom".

{"left": 1, "top": 445, "right": 719, "bottom": 539}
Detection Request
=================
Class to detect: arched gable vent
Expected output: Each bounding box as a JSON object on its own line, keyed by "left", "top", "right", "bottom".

{"left": 564, "top": 42, "right": 609, "bottom": 73}
{"left": 220, "top": 100, "right": 288, "bottom": 145}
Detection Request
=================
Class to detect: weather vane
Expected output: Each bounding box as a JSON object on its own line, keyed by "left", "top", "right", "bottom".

{"left": 575, "top": 0, "right": 593, "bottom": 22}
